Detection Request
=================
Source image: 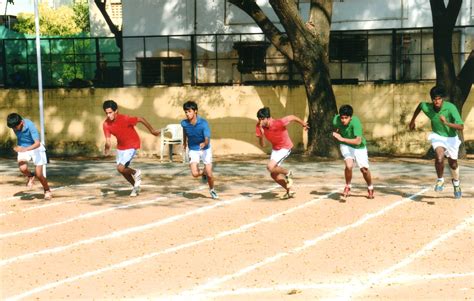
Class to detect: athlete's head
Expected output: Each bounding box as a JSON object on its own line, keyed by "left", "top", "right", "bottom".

{"left": 430, "top": 86, "right": 446, "bottom": 110}
{"left": 257, "top": 107, "right": 271, "bottom": 127}
{"left": 7, "top": 113, "right": 23, "bottom": 130}
{"left": 103, "top": 100, "right": 118, "bottom": 121}
{"left": 183, "top": 100, "right": 198, "bottom": 121}
{"left": 338, "top": 105, "right": 353, "bottom": 126}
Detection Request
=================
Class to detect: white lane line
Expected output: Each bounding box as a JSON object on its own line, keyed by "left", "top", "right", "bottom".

{"left": 0, "top": 195, "right": 96, "bottom": 217}
{"left": 0, "top": 186, "right": 69, "bottom": 202}
{"left": 4, "top": 188, "right": 334, "bottom": 301}
{"left": 0, "top": 186, "right": 278, "bottom": 267}
{"left": 340, "top": 215, "right": 474, "bottom": 300}
{"left": 0, "top": 197, "right": 167, "bottom": 239}
{"left": 178, "top": 187, "right": 430, "bottom": 297}
{"left": 0, "top": 185, "right": 208, "bottom": 217}
{"left": 168, "top": 272, "right": 474, "bottom": 299}
{"left": 380, "top": 271, "right": 474, "bottom": 285}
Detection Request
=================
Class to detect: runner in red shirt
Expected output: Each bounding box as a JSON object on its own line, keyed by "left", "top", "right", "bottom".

{"left": 256, "top": 107, "right": 309, "bottom": 199}
{"left": 102, "top": 100, "right": 161, "bottom": 196}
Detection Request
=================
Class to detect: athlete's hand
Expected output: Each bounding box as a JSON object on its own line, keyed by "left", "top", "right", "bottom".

{"left": 439, "top": 115, "right": 447, "bottom": 124}
{"left": 13, "top": 146, "right": 24, "bottom": 153}
{"left": 332, "top": 132, "right": 342, "bottom": 141}
{"left": 408, "top": 120, "right": 416, "bottom": 131}
{"left": 151, "top": 129, "right": 161, "bottom": 136}
{"left": 302, "top": 122, "right": 310, "bottom": 131}
{"left": 199, "top": 142, "right": 206, "bottom": 150}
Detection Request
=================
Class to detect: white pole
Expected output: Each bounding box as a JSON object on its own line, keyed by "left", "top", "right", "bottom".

{"left": 34, "top": 0, "right": 47, "bottom": 177}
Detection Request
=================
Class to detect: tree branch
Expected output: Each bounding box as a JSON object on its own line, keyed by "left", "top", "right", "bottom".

{"left": 228, "top": 0, "right": 293, "bottom": 59}
{"left": 94, "top": 0, "right": 122, "bottom": 49}
{"left": 446, "top": 0, "right": 462, "bottom": 28}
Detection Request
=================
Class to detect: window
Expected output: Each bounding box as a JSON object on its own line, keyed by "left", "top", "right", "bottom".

{"left": 330, "top": 34, "right": 367, "bottom": 62}
{"left": 138, "top": 57, "right": 182, "bottom": 85}
{"left": 233, "top": 41, "right": 270, "bottom": 73}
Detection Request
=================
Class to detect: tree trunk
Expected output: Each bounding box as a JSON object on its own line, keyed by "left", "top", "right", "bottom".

{"left": 299, "top": 55, "right": 339, "bottom": 157}
{"left": 430, "top": 0, "right": 473, "bottom": 158}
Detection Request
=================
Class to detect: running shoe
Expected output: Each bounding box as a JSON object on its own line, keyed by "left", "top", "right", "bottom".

{"left": 44, "top": 190, "right": 52, "bottom": 200}
{"left": 27, "top": 175, "right": 35, "bottom": 189}
{"left": 285, "top": 170, "right": 294, "bottom": 188}
{"left": 452, "top": 179, "right": 462, "bottom": 199}
{"left": 434, "top": 179, "right": 444, "bottom": 192}
{"left": 210, "top": 189, "right": 219, "bottom": 199}
{"left": 133, "top": 169, "right": 142, "bottom": 189}
{"left": 280, "top": 190, "right": 295, "bottom": 200}
{"left": 130, "top": 187, "right": 139, "bottom": 197}
{"left": 342, "top": 186, "right": 351, "bottom": 198}
{"left": 367, "top": 188, "right": 375, "bottom": 199}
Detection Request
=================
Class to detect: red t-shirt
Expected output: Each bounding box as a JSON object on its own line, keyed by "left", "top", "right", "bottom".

{"left": 103, "top": 114, "right": 140, "bottom": 150}
{"left": 256, "top": 117, "right": 293, "bottom": 150}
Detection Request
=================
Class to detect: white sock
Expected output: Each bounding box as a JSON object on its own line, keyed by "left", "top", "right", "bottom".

{"left": 368, "top": 185, "right": 374, "bottom": 190}
{"left": 437, "top": 177, "right": 444, "bottom": 182}
{"left": 452, "top": 179, "right": 460, "bottom": 186}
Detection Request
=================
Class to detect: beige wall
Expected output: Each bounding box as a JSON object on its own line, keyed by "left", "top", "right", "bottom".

{"left": 1, "top": 83, "right": 473, "bottom": 157}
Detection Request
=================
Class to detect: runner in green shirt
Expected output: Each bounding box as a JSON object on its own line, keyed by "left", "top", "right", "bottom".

{"left": 332, "top": 105, "right": 374, "bottom": 200}
{"left": 409, "top": 86, "right": 464, "bottom": 199}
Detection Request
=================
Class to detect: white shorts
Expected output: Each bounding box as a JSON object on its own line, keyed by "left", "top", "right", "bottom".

{"left": 428, "top": 133, "right": 461, "bottom": 160}
{"left": 270, "top": 148, "right": 291, "bottom": 166}
{"left": 116, "top": 149, "right": 137, "bottom": 166}
{"left": 188, "top": 148, "right": 212, "bottom": 165}
{"left": 339, "top": 144, "right": 369, "bottom": 169}
{"left": 17, "top": 144, "right": 48, "bottom": 166}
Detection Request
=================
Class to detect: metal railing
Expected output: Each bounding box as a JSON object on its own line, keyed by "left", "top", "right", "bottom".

{"left": 1, "top": 25, "right": 472, "bottom": 88}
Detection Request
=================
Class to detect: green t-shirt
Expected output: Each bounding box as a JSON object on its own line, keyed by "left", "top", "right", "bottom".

{"left": 420, "top": 101, "right": 463, "bottom": 137}
{"left": 332, "top": 115, "right": 366, "bottom": 149}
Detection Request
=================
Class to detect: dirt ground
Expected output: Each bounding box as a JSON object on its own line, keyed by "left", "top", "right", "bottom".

{"left": 0, "top": 155, "right": 473, "bottom": 300}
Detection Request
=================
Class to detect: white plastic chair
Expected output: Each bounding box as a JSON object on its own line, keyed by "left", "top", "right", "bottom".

{"left": 160, "top": 124, "right": 185, "bottom": 162}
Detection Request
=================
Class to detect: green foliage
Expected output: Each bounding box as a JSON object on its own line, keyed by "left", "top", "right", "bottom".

{"left": 13, "top": 4, "right": 83, "bottom": 36}
{"left": 73, "top": 0, "right": 90, "bottom": 33}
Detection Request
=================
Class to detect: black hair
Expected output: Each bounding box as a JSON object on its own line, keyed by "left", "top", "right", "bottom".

{"left": 430, "top": 86, "right": 447, "bottom": 100}
{"left": 7, "top": 113, "right": 22, "bottom": 128}
{"left": 339, "top": 105, "right": 353, "bottom": 117}
{"left": 103, "top": 100, "right": 118, "bottom": 111}
{"left": 257, "top": 107, "right": 271, "bottom": 119}
{"left": 183, "top": 100, "right": 198, "bottom": 111}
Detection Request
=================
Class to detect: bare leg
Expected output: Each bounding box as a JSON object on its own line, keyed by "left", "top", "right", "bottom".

{"left": 117, "top": 164, "right": 135, "bottom": 186}
{"left": 360, "top": 167, "right": 372, "bottom": 186}
{"left": 344, "top": 158, "right": 354, "bottom": 185}
{"left": 18, "top": 161, "right": 34, "bottom": 177}
{"left": 267, "top": 160, "right": 289, "bottom": 192}
{"left": 434, "top": 147, "right": 446, "bottom": 178}
{"left": 35, "top": 165, "right": 51, "bottom": 192}
{"left": 204, "top": 163, "right": 214, "bottom": 190}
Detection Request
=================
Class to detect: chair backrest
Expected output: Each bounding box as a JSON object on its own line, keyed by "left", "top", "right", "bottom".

{"left": 164, "top": 124, "right": 183, "bottom": 141}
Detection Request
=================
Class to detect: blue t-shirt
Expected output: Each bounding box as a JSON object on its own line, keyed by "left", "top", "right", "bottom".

{"left": 181, "top": 116, "right": 211, "bottom": 151}
{"left": 14, "top": 119, "right": 40, "bottom": 147}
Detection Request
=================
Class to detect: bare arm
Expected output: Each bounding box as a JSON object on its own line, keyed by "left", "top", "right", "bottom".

{"left": 332, "top": 133, "right": 362, "bottom": 146}
{"left": 409, "top": 104, "right": 422, "bottom": 130}
{"left": 286, "top": 115, "right": 309, "bottom": 130}
{"left": 256, "top": 120, "right": 266, "bottom": 148}
{"left": 104, "top": 137, "right": 112, "bottom": 156}
{"left": 199, "top": 137, "right": 210, "bottom": 150}
{"left": 182, "top": 128, "right": 187, "bottom": 149}
{"left": 13, "top": 140, "right": 40, "bottom": 153}
{"left": 439, "top": 115, "right": 464, "bottom": 131}
{"left": 137, "top": 117, "right": 161, "bottom": 136}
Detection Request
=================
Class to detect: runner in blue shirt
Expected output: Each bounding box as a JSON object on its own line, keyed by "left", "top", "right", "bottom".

{"left": 181, "top": 101, "right": 218, "bottom": 199}
{"left": 7, "top": 113, "right": 52, "bottom": 199}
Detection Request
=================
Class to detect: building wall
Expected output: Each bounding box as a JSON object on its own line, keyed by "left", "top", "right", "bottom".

{"left": 119, "top": 0, "right": 474, "bottom": 37}
{"left": 1, "top": 83, "right": 473, "bottom": 157}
